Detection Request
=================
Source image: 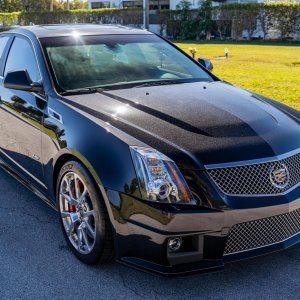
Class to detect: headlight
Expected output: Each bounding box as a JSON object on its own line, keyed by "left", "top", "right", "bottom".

{"left": 130, "top": 147, "right": 196, "bottom": 205}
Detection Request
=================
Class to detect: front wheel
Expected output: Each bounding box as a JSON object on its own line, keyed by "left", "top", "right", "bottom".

{"left": 56, "top": 161, "right": 114, "bottom": 264}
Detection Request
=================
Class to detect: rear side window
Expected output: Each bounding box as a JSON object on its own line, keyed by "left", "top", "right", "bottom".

{"left": 0, "top": 36, "right": 9, "bottom": 59}
{"left": 4, "top": 37, "right": 40, "bottom": 82}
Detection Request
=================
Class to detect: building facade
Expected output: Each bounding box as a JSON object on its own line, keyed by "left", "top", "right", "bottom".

{"left": 88, "top": 0, "right": 174, "bottom": 10}
{"left": 87, "top": 0, "right": 288, "bottom": 10}
{"left": 87, "top": 0, "right": 300, "bottom": 38}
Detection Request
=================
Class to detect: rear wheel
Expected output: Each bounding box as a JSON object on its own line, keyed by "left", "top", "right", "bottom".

{"left": 56, "top": 161, "right": 113, "bottom": 264}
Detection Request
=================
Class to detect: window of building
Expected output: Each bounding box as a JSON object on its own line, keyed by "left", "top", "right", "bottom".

{"left": 149, "top": 4, "right": 158, "bottom": 9}
{"left": 122, "top": 1, "right": 142, "bottom": 7}
{"left": 91, "top": 1, "right": 111, "bottom": 8}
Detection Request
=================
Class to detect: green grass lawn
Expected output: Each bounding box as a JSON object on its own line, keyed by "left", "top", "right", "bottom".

{"left": 176, "top": 42, "right": 300, "bottom": 110}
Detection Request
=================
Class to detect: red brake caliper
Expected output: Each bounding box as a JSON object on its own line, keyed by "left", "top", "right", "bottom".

{"left": 69, "top": 178, "right": 82, "bottom": 230}
{"left": 69, "top": 204, "right": 76, "bottom": 213}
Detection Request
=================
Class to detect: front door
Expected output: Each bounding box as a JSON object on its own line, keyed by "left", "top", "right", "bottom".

{"left": 0, "top": 35, "right": 45, "bottom": 188}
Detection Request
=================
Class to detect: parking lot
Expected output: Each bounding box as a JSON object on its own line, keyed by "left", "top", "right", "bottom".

{"left": 1, "top": 167, "right": 300, "bottom": 299}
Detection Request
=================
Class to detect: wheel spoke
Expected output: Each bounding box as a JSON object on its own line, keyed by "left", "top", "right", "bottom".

{"left": 60, "top": 177, "right": 78, "bottom": 205}
{"left": 66, "top": 222, "right": 74, "bottom": 237}
{"left": 60, "top": 192, "right": 77, "bottom": 206}
{"left": 77, "top": 223, "right": 87, "bottom": 249}
{"left": 74, "top": 174, "right": 80, "bottom": 199}
{"left": 83, "top": 210, "right": 95, "bottom": 218}
{"left": 64, "top": 177, "right": 72, "bottom": 195}
{"left": 77, "top": 231, "right": 82, "bottom": 250}
{"left": 81, "top": 228, "right": 91, "bottom": 251}
{"left": 61, "top": 211, "right": 71, "bottom": 218}
{"left": 84, "top": 219, "right": 96, "bottom": 238}
{"left": 78, "top": 188, "right": 87, "bottom": 204}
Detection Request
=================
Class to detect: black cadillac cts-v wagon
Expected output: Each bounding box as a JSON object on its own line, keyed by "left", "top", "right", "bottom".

{"left": 0, "top": 24, "right": 300, "bottom": 276}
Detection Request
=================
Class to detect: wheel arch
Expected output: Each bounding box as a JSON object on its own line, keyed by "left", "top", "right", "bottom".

{"left": 52, "top": 149, "right": 103, "bottom": 204}
{"left": 52, "top": 149, "right": 120, "bottom": 251}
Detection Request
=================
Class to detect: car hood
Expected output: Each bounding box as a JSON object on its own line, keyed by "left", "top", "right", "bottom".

{"left": 63, "top": 81, "right": 300, "bottom": 169}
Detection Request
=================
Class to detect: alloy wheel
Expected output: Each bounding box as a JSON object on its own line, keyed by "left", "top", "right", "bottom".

{"left": 59, "top": 172, "right": 96, "bottom": 254}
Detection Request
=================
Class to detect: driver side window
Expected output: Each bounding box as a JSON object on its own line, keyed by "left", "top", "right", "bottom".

{"left": 4, "top": 37, "right": 40, "bottom": 83}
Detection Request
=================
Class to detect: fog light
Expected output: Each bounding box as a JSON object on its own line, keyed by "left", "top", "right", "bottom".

{"left": 168, "top": 237, "right": 182, "bottom": 252}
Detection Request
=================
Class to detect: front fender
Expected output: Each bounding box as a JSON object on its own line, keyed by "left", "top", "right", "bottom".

{"left": 42, "top": 96, "right": 142, "bottom": 202}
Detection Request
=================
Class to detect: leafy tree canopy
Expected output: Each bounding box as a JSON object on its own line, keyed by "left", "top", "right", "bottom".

{"left": 0, "top": 0, "right": 87, "bottom": 12}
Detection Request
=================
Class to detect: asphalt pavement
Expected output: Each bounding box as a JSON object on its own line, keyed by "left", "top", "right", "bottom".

{"left": 1, "top": 167, "right": 300, "bottom": 299}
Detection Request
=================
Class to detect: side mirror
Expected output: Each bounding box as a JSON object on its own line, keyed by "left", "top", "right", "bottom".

{"left": 4, "top": 70, "right": 43, "bottom": 93}
{"left": 197, "top": 58, "right": 213, "bottom": 72}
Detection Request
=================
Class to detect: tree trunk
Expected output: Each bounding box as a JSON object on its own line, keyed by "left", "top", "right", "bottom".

{"left": 206, "top": 30, "right": 211, "bottom": 40}
{"left": 67, "top": 0, "right": 70, "bottom": 10}
{"left": 50, "top": 0, "right": 53, "bottom": 12}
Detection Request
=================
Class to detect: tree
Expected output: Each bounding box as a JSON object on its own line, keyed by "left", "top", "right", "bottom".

{"left": 176, "top": 0, "right": 197, "bottom": 40}
{"left": 70, "top": 0, "right": 88, "bottom": 9}
{"left": 239, "top": 4, "right": 259, "bottom": 39}
{"left": 257, "top": 6, "right": 272, "bottom": 40}
{"left": 198, "top": 0, "right": 213, "bottom": 40}
{"left": 58, "top": 0, "right": 88, "bottom": 10}
{"left": 213, "top": 8, "right": 232, "bottom": 40}
{"left": 270, "top": 4, "right": 299, "bottom": 40}
{"left": 176, "top": 0, "right": 191, "bottom": 11}
{"left": 157, "top": 10, "right": 168, "bottom": 36}
{"left": 0, "top": 0, "right": 22, "bottom": 12}
{"left": 0, "top": 0, "right": 72, "bottom": 12}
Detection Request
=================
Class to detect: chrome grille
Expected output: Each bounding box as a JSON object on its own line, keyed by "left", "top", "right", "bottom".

{"left": 207, "top": 152, "right": 300, "bottom": 195}
{"left": 224, "top": 208, "right": 300, "bottom": 255}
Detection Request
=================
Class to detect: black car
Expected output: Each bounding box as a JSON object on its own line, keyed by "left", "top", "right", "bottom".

{"left": 0, "top": 24, "right": 300, "bottom": 276}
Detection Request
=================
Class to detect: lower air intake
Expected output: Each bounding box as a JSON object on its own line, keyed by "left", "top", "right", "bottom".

{"left": 224, "top": 208, "right": 300, "bottom": 255}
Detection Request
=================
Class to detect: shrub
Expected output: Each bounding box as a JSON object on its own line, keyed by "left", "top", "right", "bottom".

{"left": 159, "top": 2, "right": 300, "bottom": 40}
{"left": 0, "top": 4, "right": 299, "bottom": 41}
{"left": 0, "top": 8, "right": 143, "bottom": 27}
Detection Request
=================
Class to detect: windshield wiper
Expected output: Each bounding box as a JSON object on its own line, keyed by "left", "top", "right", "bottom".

{"left": 60, "top": 87, "right": 105, "bottom": 96}
{"left": 134, "top": 80, "right": 188, "bottom": 88}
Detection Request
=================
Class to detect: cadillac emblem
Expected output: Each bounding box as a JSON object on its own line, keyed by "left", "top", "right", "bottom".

{"left": 269, "top": 164, "right": 290, "bottom": 189}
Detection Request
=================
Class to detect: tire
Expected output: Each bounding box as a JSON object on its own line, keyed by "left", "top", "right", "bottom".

{"left": 56, "top": 160, "right": 114, "bottom": 265}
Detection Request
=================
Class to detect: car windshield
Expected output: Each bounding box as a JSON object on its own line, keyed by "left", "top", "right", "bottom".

{"left": 40, "top": 34, "right": 213, "bottom": 92}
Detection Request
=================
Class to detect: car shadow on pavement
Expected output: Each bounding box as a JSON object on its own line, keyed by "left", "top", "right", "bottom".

{"left": 0, "top": 168, "right": 300, "bottom": 299}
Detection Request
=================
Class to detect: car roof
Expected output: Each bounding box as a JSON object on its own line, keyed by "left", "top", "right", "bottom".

{"left": 4, "top": 24, "right": 152, "bottom": 38}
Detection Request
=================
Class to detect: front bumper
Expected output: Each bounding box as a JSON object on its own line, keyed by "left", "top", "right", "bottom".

{"left": 104, "top": 188, "right": 300, "bottom": 276}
